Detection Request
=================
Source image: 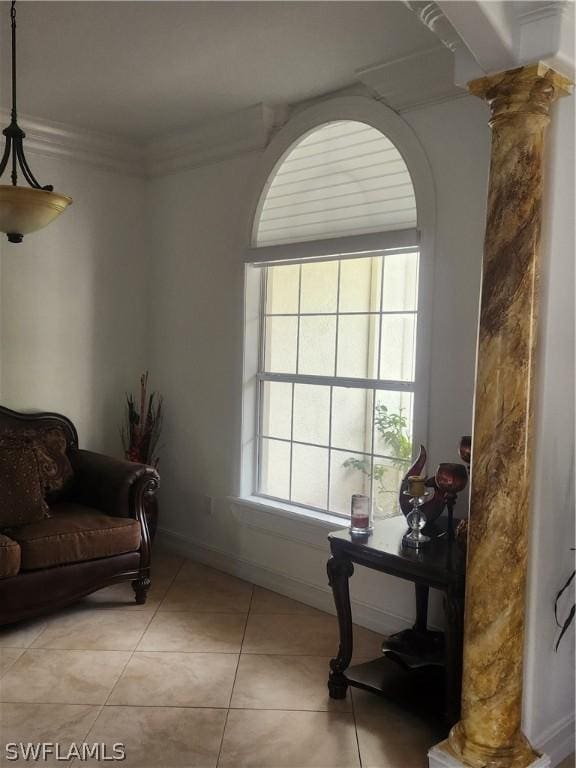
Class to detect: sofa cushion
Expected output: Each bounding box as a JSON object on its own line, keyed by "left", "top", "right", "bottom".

{"left": 11, "top": 503, "right": 141, "bottom": 571}
{"left": 0, "top": 534, "right": 20, "bottom": 579}
{"left": 0, "top": 442, "right": 50, "bottom": 527}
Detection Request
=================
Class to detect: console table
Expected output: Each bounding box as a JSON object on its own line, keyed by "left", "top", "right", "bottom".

{"left": 327, "top": 515, "right": 465, "bottom": 728}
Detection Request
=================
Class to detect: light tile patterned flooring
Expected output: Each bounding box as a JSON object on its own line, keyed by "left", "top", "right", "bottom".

{"left": 0, "top": 547, "right": 444, "bottom": 767}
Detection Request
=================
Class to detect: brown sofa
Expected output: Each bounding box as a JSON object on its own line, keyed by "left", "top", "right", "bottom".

{"left": 0, "top": 405, "right": 160, "bottom": 626}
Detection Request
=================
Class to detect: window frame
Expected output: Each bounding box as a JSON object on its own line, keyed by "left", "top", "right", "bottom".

{"left": 237, "top": 96, "right": 435, "bottom": 525}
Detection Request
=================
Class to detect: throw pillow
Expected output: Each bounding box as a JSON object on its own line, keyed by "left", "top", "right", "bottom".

{"left": 0, "top": 443, "right": 50, "bottom": 527}
{"left": 29, "top": 426, "right": 74, "bottom": 496}
{"left": 0, "top": 426, "right": 73, "bottom": 497}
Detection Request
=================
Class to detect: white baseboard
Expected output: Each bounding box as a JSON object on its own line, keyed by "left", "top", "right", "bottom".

{"left": 534, "top": 712, "right": 575, "bottom": 767}
{"left": 156, "top": 525, "right": 412, "bottom": 637}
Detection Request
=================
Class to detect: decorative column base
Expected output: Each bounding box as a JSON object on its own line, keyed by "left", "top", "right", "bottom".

{"left": 428, "top": 742, "right": 551, "bottom": 768}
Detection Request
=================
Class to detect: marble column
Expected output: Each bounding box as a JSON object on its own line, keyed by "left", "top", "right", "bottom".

{"left": 445, "top": 63, "right": 572, "bottom": 768}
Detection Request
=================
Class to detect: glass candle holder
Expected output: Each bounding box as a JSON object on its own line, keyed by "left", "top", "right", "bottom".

{"left": 402, "top": 485, "right": 433, "bottom": 549}
{"left": 350, "top": 494, "right": 373, "bottom": 535}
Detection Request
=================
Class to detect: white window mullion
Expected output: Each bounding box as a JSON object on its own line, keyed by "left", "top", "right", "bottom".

{"left": 257, "top": 371, "right": 415, "bottom": 392}
{"left": 247, "top": 233, "right": 419, "bottom": 266}
{"left": 326, "top": 385, "right": 334, "bottom": 513}
{"left": 289, "top": 265, "right": 303, "bottom": 501}
{"left": 288, "top": 382, "right": 295, "bottom": 502}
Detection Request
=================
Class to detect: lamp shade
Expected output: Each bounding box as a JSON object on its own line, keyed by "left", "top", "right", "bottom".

{"left": 0, "top": 186, "right": 72, "bottom": 242}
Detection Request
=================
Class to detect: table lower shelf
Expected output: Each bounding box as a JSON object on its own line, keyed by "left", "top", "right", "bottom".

{"left": 343, "top": 656, "right": 449, "bottom": 732}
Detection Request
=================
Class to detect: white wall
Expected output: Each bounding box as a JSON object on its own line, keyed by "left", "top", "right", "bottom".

{"left": 0, "top": 153, "right": 149, "bottom": 455}
{"left": 523, "top": 95, "right": 575, "bottom": 764}
{"left": 402, "top": 97, "right": 489, "bottom": 476}
{"left": 150, "top": 93, "right": 490, "bottom": 632}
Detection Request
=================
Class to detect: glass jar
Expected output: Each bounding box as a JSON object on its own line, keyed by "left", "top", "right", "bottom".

{"left": 350, "top": 494, "right": 373, "bottom": 535}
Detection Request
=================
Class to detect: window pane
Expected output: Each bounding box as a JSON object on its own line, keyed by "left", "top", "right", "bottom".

{"left": 381, "top": 252, "right": 419, "bottom": 312}
{"left": 266, "top": 264, "right": 300, "bottom": 315}
{"left": 259, "top": 438, "right": 291, "bottom": 499}
{"left": 373, "top": 390, "right": 414, "bottom": 460}
{"left": 261, "top": 381, "right": 292, "bottom": 440}
{"left": 372, "top": 457, "right": 406, "bottom": 519}
{"left": 265, "top": 316, "right": 298, "bottom": 373}
{"left": 293, "top": 384, "right": 330, "bottom": 446}
{"left": 337, "top": 315, "right": 377, "bottom": 379}
{"left": 291, "top": 444, "right": 328, "bottom": 509}
{"left": 300, "top": 261, "right": 338, "bottom": 313}
{"left": 255, "top": 248, "right": 420, "bottom": 518}
{"left": 329, "top": 449, "right": 371, "bottom": 516}
{"left": 379, "top": 314, "right": 416, "bottom": 381}
{"left": 298, "top": 316, "right": 336, "bottom": 375}
{"left": 339, "top": 256, "right": 381, "bottom": 313}
{"left": 331, "top": 387, "right": 373, "bottom": 453}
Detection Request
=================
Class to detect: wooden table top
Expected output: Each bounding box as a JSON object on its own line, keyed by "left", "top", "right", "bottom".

{"left": 328, "top": 515, "right": 466, "bottom": 588}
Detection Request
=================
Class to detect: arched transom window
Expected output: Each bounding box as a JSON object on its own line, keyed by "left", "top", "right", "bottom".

{"left": 245, "top": 119, "right": 421, "bottom": 521}
{"left": 256, "top": 121, "right": 417, "bottom": 246}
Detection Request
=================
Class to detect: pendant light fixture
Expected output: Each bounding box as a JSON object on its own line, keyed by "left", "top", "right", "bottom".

{"left": 0, "top": 0, "right": 71, "bottom": 243}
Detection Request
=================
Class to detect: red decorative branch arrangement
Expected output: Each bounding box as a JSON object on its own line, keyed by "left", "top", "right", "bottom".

{"left": 121, "top": 371, "right": 163, "bottom": 467}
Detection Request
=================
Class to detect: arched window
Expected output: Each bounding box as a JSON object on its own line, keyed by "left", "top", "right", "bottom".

{"left": 242, "top": 110, "right": 426, "bottom": 522}
{"left": 256, "top": 121, "right": 416, "bottom": 246}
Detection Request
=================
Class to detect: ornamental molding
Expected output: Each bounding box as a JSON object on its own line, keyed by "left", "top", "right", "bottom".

{"left": 405, "top": 0, "right": 573, "bottom": 85}
{"left": 404, "top": 1, "right": 463, "bottom": 53}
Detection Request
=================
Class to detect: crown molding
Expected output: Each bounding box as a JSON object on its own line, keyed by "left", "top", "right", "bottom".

{"left": 356, "top": 47, "right": 464, "bottom": 111}
{"left": 0, "top": 109, "right": 146, "bottom": 177}
{"left": 144, "top": 103, "right": 278, "bottom": 178}
{"left": 0, "top": 72, "right": 475, "bottom": 183}
{"left": 0, "top": 102, "right": 280, "bottom": 181}
{"left": 516, "top": 1, "right": 567, "bottom": 26}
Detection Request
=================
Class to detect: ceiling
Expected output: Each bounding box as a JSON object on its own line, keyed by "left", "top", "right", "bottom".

{"left": 0, "top": 1, "right": 438, "bottom": 141}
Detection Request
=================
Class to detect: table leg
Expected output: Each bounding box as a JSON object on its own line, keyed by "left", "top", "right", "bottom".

{"left": 444, "top": 584, "right": 465, "bottom": 725}
{"left": 327, "top": 554, "right": 354, "bottom": 699}
{"left": 414, "top": 583, "right": 429, "bottom": 633}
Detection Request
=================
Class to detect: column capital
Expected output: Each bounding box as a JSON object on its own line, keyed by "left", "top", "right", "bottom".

{"left": 468, "top": 62, "right": 572, "bottom": 126}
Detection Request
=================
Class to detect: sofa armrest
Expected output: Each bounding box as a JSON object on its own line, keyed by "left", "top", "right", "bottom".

{"left": 68, "top": 449, "right": 160, "bottom": 523}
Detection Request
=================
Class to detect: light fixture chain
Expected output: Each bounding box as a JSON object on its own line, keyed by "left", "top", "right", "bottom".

{"left": 11, "top": 0, "right": 16, "bottom": 125}
{"left": 10, "top": 0, "right": 17, "bottom": 185}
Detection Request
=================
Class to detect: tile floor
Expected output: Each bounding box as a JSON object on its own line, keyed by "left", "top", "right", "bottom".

{"left": 0, "top": 547, "right": 446, "bottom": 767}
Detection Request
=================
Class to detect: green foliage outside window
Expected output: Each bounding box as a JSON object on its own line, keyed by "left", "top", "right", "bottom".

{"left": 342, "top": 404, "right": 412, "bottom": 506}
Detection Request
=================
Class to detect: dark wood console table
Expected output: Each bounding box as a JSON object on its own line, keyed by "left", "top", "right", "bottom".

{"left": 327, "top": 516, "right": 465, "bottom": 729}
